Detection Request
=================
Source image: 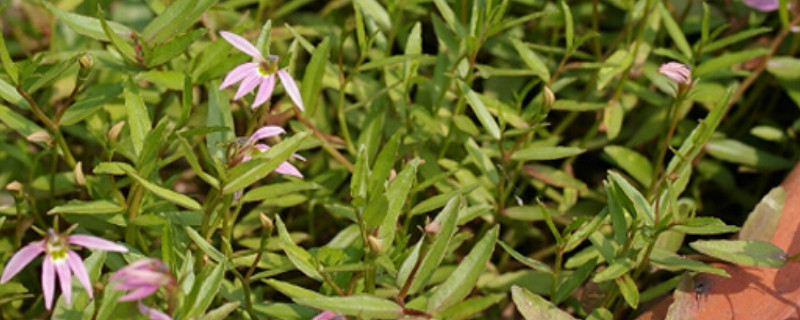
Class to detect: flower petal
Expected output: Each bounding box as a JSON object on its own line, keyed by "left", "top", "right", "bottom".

{"left": 1, "top": 240, "right": 45, "bottom": 283}
{"left": 66, "top": 250, "right": 93, "bottom": 298}
{"left": 277, "top": 69, "right": 305, "bottom": 111}
{"left": 276, "top": 161, "right": 303, "bottom": 178}
{"left": 313, "top": 311, "right": 344, "bottom": 320}
{"left": 252, "top": 74, "right": 277, "bottom": 108}
{"left": 55, "top": 259, "right": 72, "bottom": 306}
{"left": 248, "top": 126, "right": 285, "bottom": 145}
{"left": 42, "top": 257, "right": 55, "bottom": 310}
{"left": 743, "top": 0, "right": 779, "bottom": 11}
{"left": 67, "top": 234, "right": 128, "bottom": 252}
{"left": 119, "top": 285, "right": 159, "bottom": 301}
{"left": 234, "top": 74, "right": 263, "bottom": 100}
{"left": 219, "top": 31, "right": 265, "bottom": 61}
{"left": 220, "top": 62, "right": 260, "bottom": 89}
{"left": 138, "top": 300, "right": 173, "bottom": 320}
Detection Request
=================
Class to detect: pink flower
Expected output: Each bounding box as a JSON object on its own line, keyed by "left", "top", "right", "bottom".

{"left": 219, "top": 31, "right": 304, "bottom": 110}
{"left": 658, "top": 62, "right": 692, "bottom": 84}
{"left": 313, "top": 310, "right": 346, "bottom": 320}
{"left": 240, "top": 126, "right": 304, "bottom": 178}
{"left": 743, "top": 0, "right": 779, "bottom": 11}
{"left": 138, "top": 300, "right": 172, "bottom": 320}
{"left": 110, "top": 258, "right": 175, "bottom": 320}
{"left": 110, "top": 258, "right": 175, "bottom": 301}
{"left": 0, "top": 229, "right": 128, "bottom": 309}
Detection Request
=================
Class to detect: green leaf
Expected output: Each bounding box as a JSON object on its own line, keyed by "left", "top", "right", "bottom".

{"left": 603, "top": 101, "right": 623, "bottom": 140}
{"left": 672, "top": 217, "right": 740, "bottom": 235}
{"left": 705, "top": 139, "right": 794, "bottom": 170}
{"left": 0, "top": 26, "right": 19, "bottom": 84}
{"left": 184, "top": 226, "right": 226, "bottom": 264}
{"left": 295, "top": 295, "right": 403, "bottom": 319}
{"left": 465, "top": 138, "right": 500, "bottom": 184}
{"left": 704, "top": 27, "right": 771, "bottom": 52}
{"left": 658, "top": 3, "right": 693, "bottom": 60}
{"left": 0, "top": 78, "right": 30, "bottom": 109}
{"left": 511, "top": 38, "right": 551, "bottom": 82}
{"left": 368, "top": 132, "right": 400, "bottom": 193}
{"left": 498, "top": 240, "right": 552, "bottom": 273}
{"left": 0, "top": 105, "right": 45, "bottom": 137}
{"left": 608, "top": 171, "right": 655, "bottom": 225}
{"left": 61, "top": 83, "right": 124, "bottom": 126}
{"left": 124, "top": 81, "right": 151, "bottom": 157}
{"left": 553, "top": 257, "right": 596, "bottom": 304}
{"left": 616, "top": 274, "right": 639, "bottom": 309}
{"left": 552, "top": 100, "right": 609, "bottom": 111}
{"left": 597, "top": 49, "right": 633, "bottom": 90}
{"left": 43, "top": 1, "right": 134, "bottom": 42}
{"left": 241, "top": 181, "right": 320, "bottom": 203}
{"left": 427, "top": 225, "right": 499, "bottom": 312}
{"left": 351, "top": 145, "right": 369, "bottom": 206}
{"left": 141, "top": 0, "right": 215, "bottom": 44}
{"left": 458, "top": 81, "right": 501, "bottom": 140}
{"left": 182, "top": 263, "right": 225, "bottom": 318}
{"left": 512, "top": 146, "right": 585, "bottom": 161}
{"left": 300, "top": 38, "right": 330, "bottom": 116}
{"left": 650, "top": 247, "right": 730, "bottom": 277}
{"left": 512, "top": 286, "right": 578, "bottom": 320}
{"left": 264, "top": 279, "right": 322, "bottom": 299}
{"left": 48, "top": 200, "right": 123, "bottom": 215}
{"left": 176, "top": 135, "right": 220, "bottom": 188}
{"left": 199, "top": 302, "right": 240, "bottom": 320}
{"left": 695, "top": 48, "right": 769, "bottom": 77}
{"left": 354, "top": 0, "right": 392, "bottom": 31}
{"left": 766, "top": 56, "right": 800, "bottom": 109}
{"left": 145, "top": 29, "right": 207, "bottom": 67}
{"left": 206, "top": 80, "right": 234, "bottom": 160}
{"left": 115, "top": 163, "right": 201, "bottom": 211}
{"left": 560, "top": 0, "right": 574, "bottom": 50}
{"left": 275, "top": 215, "right": 322, "bottom": 281}
{"left": 222, "top": 131, "right": 310, "bottom": 194}
{"left": 97, "top": 6, "right": 137, "bottom": 63}
{"left": 378, "top": 159, "right": 419, "bottom": 246}
{"left": 438, "top": 294, "right": 505, "bottom": 320}
{"left": 740, "top": 187, "right": 784, "bottom": 241}
{"left": 603, "top": 146, "right": 653, "bottom": 187}
{"left": 253, "top": 303, "right": 317, "bottom": 320}
{"left": 398, "top": 196, "right": 462, "bottom": 294}
{"left": 690, "top": 240, "right": 786, "bottom": 267}
{"left": 592, "top": 258, "right": 634, "bottom": 282}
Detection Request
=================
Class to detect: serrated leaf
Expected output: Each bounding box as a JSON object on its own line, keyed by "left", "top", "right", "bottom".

{"left": 48, "top": 200, "right": 123, "bottom": 215}
{"left": 672, "top": 217, "right": 740, "bottom": 235}
{"left": 43, "top": 2, "right": 134, "bottom": 42}
{"left": 124, "top": 81, "right": 151, "bottom": 157}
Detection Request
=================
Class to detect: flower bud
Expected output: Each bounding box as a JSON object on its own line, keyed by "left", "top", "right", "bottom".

{"left": 73, "top": 161, "right": 86, "bottom": 186}
{"left": 258, "top": 212, "right": 274, "bottom": 232}
{"left": 424, "top": 221, "right": 441, "bottom": 235}
{"left": 5, "top": 180, "right": 22, "bottom": 193}
{"left": 367, "top": 235, "right": 383, "bottom": 254}
{"left": 79, "top": 54, "right": 93, "bottom": 71}
{"left": 108, "top": 121, "right": 126, "bottom": 143}
{"left": 27, "top": 131, "right": 52, "bottom": 144}
{"left": 543, "top": 86, "right": 556, "bottom": 107}
{"left": 658, "top": 62, "right": 692, "bottom": 84}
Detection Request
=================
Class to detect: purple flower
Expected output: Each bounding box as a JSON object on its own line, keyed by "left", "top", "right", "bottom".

{"left": 743, "top": 0, "right": 779, "bottom": 11}
{"left": 0, "top": 229, "right": 128, "bottom": 309}
{"left": 313, "top": 310, "right": 346, "bottom": 320}
{"left": 219, "top": 31, "right": 304, "bottom": 110}
{"left": 110, "top": 258, "right": 175, "bottom": 301}
{"left": 110, "top": 258, "right": 175, "bottom": 320}
{"left": 658, "top": 62, "right": 692, "bottom": 84}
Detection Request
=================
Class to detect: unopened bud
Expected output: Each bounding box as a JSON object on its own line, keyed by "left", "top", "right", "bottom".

{"left": 79, "top": 54, "right": 93, "bottom": 71}
{"left": 5, "top": 181, "right": 22, "bottom": 193}
{"left": 259, "top": 212, "right": 274, "bottom": 232}
{"left": 27, "top": 131, "right": 52, "bottom": 144}
{"left": 73, "top": 161, "right": 86, "bottom": 186}
{"left": 424, "top": 221, "right": 441, "bottom": 235}
{"left": 543, "top": 86, "right": 555, "bottom": 107}
{"left": 108, "top": 121, "right": 126, "bottom": 143}
{"left": 367, "top": 235, "right": 383, "bottom": 254}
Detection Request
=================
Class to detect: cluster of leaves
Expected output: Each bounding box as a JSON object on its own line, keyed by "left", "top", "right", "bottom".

{"left": 0, "top": 0, "right": 798, "bottom": 319}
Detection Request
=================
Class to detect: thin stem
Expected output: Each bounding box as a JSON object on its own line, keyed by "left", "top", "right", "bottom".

{"left": 294, "top": 110, "right": 354, "bottom": 171}
{"left": 17, "top": 87, "right": 76, "bottom": 168}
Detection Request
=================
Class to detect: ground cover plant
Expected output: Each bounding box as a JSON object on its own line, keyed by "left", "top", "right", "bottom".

{"left": 0, "top": 0, "right": 799, "bottom": 319}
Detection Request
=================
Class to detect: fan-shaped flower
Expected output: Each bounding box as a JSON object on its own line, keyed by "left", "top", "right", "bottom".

{"left": 0, "top": 229, "right": 128, "bottom": 309}
{"left": 743, "top": 0, "right": 779, "bottom": 11}
{"left": 219, "top": 31, "right": 304, "bottom": 110}
{"left": 110, "top": 258, "right": 175, "bottom": 320}
{"left": 658, "top": 62, "right": 692, "bottom": 84}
